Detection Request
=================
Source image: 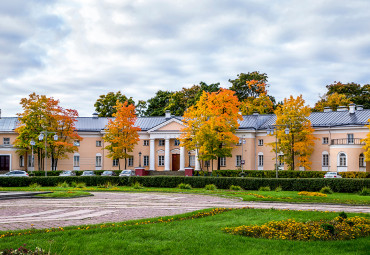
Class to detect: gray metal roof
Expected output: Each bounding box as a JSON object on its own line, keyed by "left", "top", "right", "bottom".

{"left": 1, "top": 109, "right": 369, "bottom": 132}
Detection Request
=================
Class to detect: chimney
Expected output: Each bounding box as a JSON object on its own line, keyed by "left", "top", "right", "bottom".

{"left": 349, "top": 103, "right": 355, "bottom": 114}
{"left": 356, "top": 105, "right": 363, "bottom": 111}
{"left": 92, "top": 112, "right": 98, "bottom": 119}
{"left": 252, "top": 112, "right": 259, "bottom": 115}
{"left": 337, "top": 106, "right": 348, "bottom": 112}
{"left": 165, "top": 110, "right": 171, "bottom": 119}
{"left": 323, "top": 107, "right": 332, "bottom": 112}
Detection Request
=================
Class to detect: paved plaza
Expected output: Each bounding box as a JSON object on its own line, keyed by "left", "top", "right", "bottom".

{"left": 0, "top": 192, "right": 369, "bottom": 231}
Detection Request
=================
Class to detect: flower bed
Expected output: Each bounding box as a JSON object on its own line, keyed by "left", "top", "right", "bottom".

{"left": 298, "top": 191, "right": 327, "bottom": 197}
{"left": 223, "top": 216, "right": 370, "bottom": 241}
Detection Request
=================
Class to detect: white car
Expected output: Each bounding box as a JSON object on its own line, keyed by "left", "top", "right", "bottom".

{"left": 0, "top": 170, "right": 29, "bottom": 177}
{"left": 81, "top": 171, "right": 96, "bottom": 176}
{"left": 59, "top": 171, "right": 76, "bottom": 177}
{"left": 324, "top": 172, "right": 342, "bottom": 178}
{"left": 119, "top": 170, "right": 135, "bottom": 177}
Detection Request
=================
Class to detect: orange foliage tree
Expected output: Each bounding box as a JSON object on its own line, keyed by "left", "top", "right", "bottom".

{"left": 14, "top": 93, "right": 81, "bottom": 170}
{"left": 313, "top": 92, "right": 352, "bottom": 112}
{"left": 239, "top": 80, "right": 274, "bottom": 115}
{"left": 180, "top": 89, "right": 242, "bottom": 170}
{"left": 270, "top": 95, "right": 316, "bottom": 170}
{"left": 363, "top": 119, "right": 370, "bottom": 162}
{"left": 103, "top": 101, "right": 141, "bottom": 170}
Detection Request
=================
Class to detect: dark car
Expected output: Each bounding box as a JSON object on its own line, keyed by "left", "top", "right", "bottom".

{"left": 101, "top": 171, "right": 116, "bottom": 176}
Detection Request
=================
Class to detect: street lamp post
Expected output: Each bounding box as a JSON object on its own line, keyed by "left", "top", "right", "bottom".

{"left": 267, "top": 125, "right": 289, "bottom": 178}
{"left": 138, "top": 152, "right": 142, "bottom": 167}
{"left": 239, "top": 136, "right": 245, "bottom": 173}
{"left": 38, "top": 131, "right": 58, "bottom": 176}
{"left": 30, "top": 139, "right": 35, "bottom": 171}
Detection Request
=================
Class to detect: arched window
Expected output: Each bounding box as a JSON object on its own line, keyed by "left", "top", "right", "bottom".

{"left": 359, "top": 153, "right": 365, "bottom": 167}
{"left": 339, "top": 153, "right": 347, "bottom": 166}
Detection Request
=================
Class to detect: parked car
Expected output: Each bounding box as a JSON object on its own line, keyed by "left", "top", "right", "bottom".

{"left": 59, "top": 171, "right": 76, "bottom": 177}
{"left": 101, "top": 171, "right": 116, "bottom": 176}
{"left": 0, "top": 170, "right": 29, "bottom": 177}
{"left": 324, "top": 172, "right": 342, "bottom": 178}
{"left": 81, "top": 171, "right": 96, "bottom": 176}
{"left": 119, "top": 170, "right": 135, "bottom": 177}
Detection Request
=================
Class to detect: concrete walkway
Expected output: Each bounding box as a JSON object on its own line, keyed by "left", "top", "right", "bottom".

{"left": 0, "top": 192, "right": 369, "bottom": 231}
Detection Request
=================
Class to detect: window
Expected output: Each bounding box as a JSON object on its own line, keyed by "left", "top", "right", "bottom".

{"left": 220, "top": 157, "right": 226, "bottom": 167}
{"left": 174, "top": 139, "right": 180, "bottom": 146}
{"left": 258, "top": 155, "right": 264, "bottom": 166}
{"left": 128, "top": 156, "right": 134, "bottom": 167}
{"left": 19, "top": 155, "right": 24, "bottom": 167}
{"left": 347, "top": 134, "right": 354, "bottom": 144}
{"left": 96, "top": 156, "right": 102, "bottom": 167}
{"left": 3, "top": 137, "right": 10, "bottom": 145}
{"left": 74, "top": 140, "right": 80, "bottom": 146}
{"left": 74, "top": 155, "right": 80, "bottom": 167}
{"left": 204, "top": 160, "right": 210, "bottom": 167}
{"left": 322, "top": 154, "right": 329, "bottom": 167}
{"left": 359, "top": 153, "right": 365, "bottom": 167}
{"left": 143, "top": 140, "right": 149, "bottom": 146}
{"left": 113, "top": 159, "right": 119, "bottom": 167}
{"left": 236, "top": 155, "right": 241, "bottom": 166}
{"left": 339, "top": 153, "right": 346, "bottom": 166}
{"left": 96, "top": 141, "right": 102, "bottom": 147}
{"left": 27, "top": 155, "right": 33, "bottom": 167}
{"left": 322, "top": 137, "right": 329, "bottom": 144}
{"left": 190, "top": 155, "right": 195, "bottom": 167}
{"left": 278, "top": 155, "right": 284, "bottom": 166}
{"left": 159, "top": 140, "right": 165, "bottom": 146}
{"left": 143, "top": 156, "right": 149, "bottom": 166}
{"left": 258, "top": 139, "right": 263, "bottom": 146}
{"left": 158, "top": 155, "right": 164, "bottom": 166}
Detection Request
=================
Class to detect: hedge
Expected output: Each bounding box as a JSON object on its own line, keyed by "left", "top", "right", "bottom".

{"left": 29, "top": 170, "right": 122, "bottom": 177}
{"left": 194, "top": 170, "right": 370, "bottom": 178}
{"left": 0, "top": 176, "right": 369, "bottom": 193}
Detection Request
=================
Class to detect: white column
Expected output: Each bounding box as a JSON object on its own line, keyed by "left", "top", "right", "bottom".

{"left": 195, "top": 149, "right": 201, "bottom": 170}
{"left": 150, "top": 138, "right": 155, "bottom": 170}
{"left": 165, "top": 138, "right": 170, "bottom": 171}
{"left": 179, "top": 146, "right": 185, "bottom": 171}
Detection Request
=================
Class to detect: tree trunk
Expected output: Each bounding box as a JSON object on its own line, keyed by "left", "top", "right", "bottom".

{"left": 124, "top": 149, "right": 127, "bottom": 169}
{"left": 217, "top": 157, "right": 220, "bottom": 170}
{"left": 291, "top": 133, "right": 295, "bottom": 170}
{"left": 119, "top": 160, "right": 121, "bottom": 170}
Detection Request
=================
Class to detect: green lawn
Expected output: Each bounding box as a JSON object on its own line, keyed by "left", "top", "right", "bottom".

{"left": 0, "top": 208, "right": 368, "bottom": 255}
{"left": 34, "top": 190, "right": 91, "bottom": 198}
{"left": 1, "top": 186, "right": 369, "bottom": 204}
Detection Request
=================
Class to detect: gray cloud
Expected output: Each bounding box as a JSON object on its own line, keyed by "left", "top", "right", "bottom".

{"left": 0, "top": 0, "right": 369, "bottom": 117}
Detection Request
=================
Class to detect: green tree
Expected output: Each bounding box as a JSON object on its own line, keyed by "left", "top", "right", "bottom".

{"left": 136, "top": 100, "right": 147, "bottom": 117}
{"left": 313, "top": 92, "right": 352, "bottom": 112}
{"left": 94, "top": 91, "right": 135, "bottom": 117}
{"left": 145, "top": 90, "right": 174, "bottom": 116}
{"left": 229, "top": 71, "right": 269, "bottom": 100}
{"left": 324, "top": 82, "right": 370, "bottom": 109}
{"left": 103, "top": 101, "right": 140, "bottom": 169}
{"left": 270, "top": 95, "right": 316, "bottom": 170}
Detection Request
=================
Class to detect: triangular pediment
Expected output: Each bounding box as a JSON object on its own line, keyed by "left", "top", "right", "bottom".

{"left": 148, "top": 118, "right": 185, "bottom": 132}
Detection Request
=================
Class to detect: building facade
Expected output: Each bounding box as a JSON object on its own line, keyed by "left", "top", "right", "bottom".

{"left": 0, "top": 105, "right": 369, "bottom": 173}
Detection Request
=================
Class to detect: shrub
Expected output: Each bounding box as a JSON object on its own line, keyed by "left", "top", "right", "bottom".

{"left": 230, "top": 185, "right": 243, "bottom": 191}
{"left": 29, "top": 183, "right": 41, "bottom": 189}
{"left": 177, "top": 183, "right": 192, "bottom": 189}
{"left": 56, "top": 181, "right": 69, "bottom": 188}
{"left": 258, "top": 186, "right": 271, "bottom": 191}
{"left": 132, "top": 181, "right": 144, "bottom": 189}
{"left": 275, "top": 186, "right": 282, "bottom": 192}
{"left": 298, "top": 191, "right": 327, "bottom": 197}
{"left": 339, "top": 211, "right": 348, "bottom": 219}
{"left": 205, "top": 184, "right": 217, "bottom": 190}
{"left": 71, "top": 182, "right": 86, "bottom": 188}
{"left": 320, "top": 186, "right": 333, "bottom": 194}
{"left": 358, "top": 187, "right": 370, "bottom": 196}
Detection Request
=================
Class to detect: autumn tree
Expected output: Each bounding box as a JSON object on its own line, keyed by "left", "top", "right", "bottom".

{"left": 94, "top": 91, "right": 135, "bottom": 117}
{"left": 313, "top": 92, "right": 352, "bottom": 112}
{"left": 145, "top": 90, "right": 174, "bottom": 116}
{"left": 166, "top": 82, "right": 220, "bottom": 116}
{"left": 363, "top": 119, "right": 370, "bottom": 162}
{"left": 180, "top": 89, "right": 242, "bottom": 170}
{"left": 239, "top": 80, "right": 274, "bottom": 115}
{"left": 270, "top": 95, "right": 316, "bottom": 170}
{"left": 103, "top": 101, "right": 141, "bottom": 169}
{"left": 14, "top": 93, "right": 81, "bottom": 171}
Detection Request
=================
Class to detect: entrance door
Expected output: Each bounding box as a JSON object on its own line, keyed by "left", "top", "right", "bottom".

{"left": 0, "top": 156, "right": 10, "bottom": 171}
{"left": 172, "top": 154, "right": 180, "bottom": 171}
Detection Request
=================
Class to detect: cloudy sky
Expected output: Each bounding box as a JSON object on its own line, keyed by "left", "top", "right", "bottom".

{"left": 1, "top": 0, "right": 369, "bottom": 117}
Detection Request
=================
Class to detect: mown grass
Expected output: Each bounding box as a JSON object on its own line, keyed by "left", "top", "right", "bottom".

{"left": 1, "top": 186, "right": 369, "bottom": 204}
{"left": 0, "top": 208, "right": 369, "bottom": 255}
{"left": 34, "top": 191, "right": 91, "bottom": 198}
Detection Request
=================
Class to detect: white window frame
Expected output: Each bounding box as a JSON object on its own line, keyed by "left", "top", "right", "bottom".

{"left": 258, "top": 154, "right": 263, "bottom": 167}
{"left": 27, "top": 155, "right": 33, "bottom": 168}
{"left": 322, "top": 137, "right": 329, "bottom": 144}
{"left": 73, "top": 155, "right": 80, "bottom": 167}
{"left": 113, "top": 158, "right": 119, "bottom": 167}
{"left": 143, "top": 156, "right": 149, "bottom": 167}
{"left": 74, "top": 140, "right": 80, "bottom": 146}
{"left": 339, "top": 153, "right": 346, "bottom": 166}
{"left": 174, "top": 139, "right": 180, "bottom": 146}
{"left": 128, "top": 156, "right": 134, "bottom": 167}
{"left": 220, "top": 157, "right": 226, "bottom": 167}
{"left": 236, "top": 155, "right": 241, "bottom": 166}
{"left": 96, "top": 140, "right": 102, "bottom": 147}
{"left": 143, "top": 140, "right": 149, "bottom": 146}
{"left": 159, "top": 140, "right": 165, "bottom": 146}
{"left": 347, "top": 134, "right": 354, "bottom": 144}
{"left": 96, "top": 155, "right": 102, "bottom": 167}
{"left": 359, "top": 153, "right": 365, "bottom": 167}
{"left": 19, "top": 155, "right": 24, "bottom": 167}
{"left": 258, "top": 139, "right": 263, "bottom": 146}
{"left": 158, "top": 155, "right": 165, "bottom": 166}
{"left": 3, "top": 137, "right": 10, "bottom": 145}
{"left": 189, "top": 155, "right": 195, "bottom": 167}
{"left": 322, "top": 153, "right": 329, "bottom": 167}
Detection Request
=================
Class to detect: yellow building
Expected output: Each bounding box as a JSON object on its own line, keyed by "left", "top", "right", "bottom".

{"left": 0, "top": 105, "right": 369, "bottom": 172}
